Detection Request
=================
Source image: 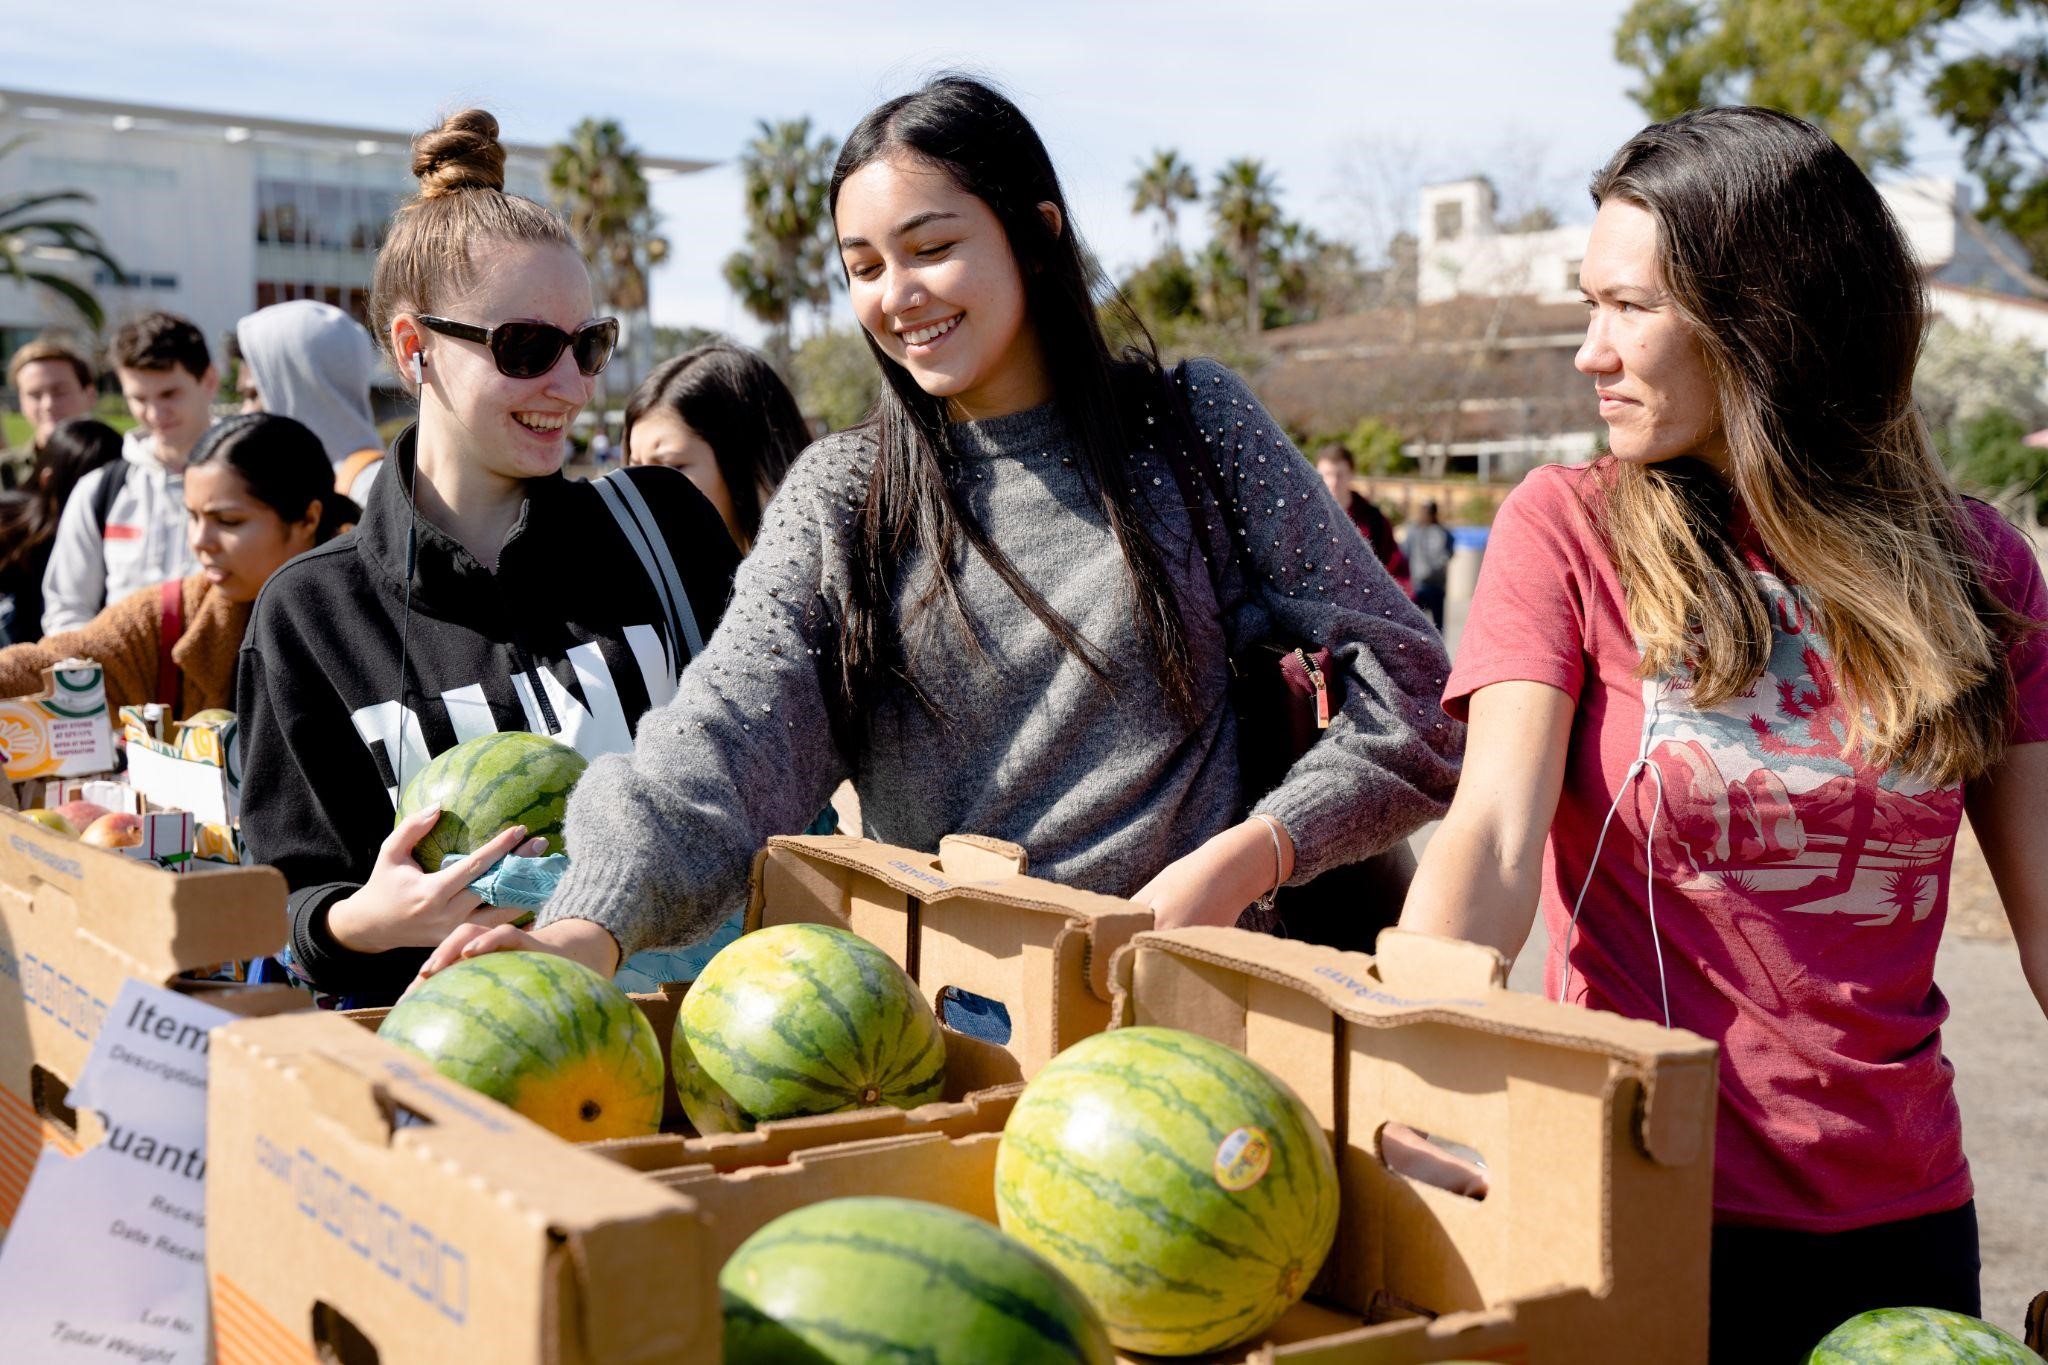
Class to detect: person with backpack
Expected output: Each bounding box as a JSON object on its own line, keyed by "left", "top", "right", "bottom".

{"left": 0, "top": 414, "right": 350, "bottom": 714}
{"left": 40, "top": 312, "right": 216, "bottom": 631}
{"left": 419, "top": 76, "right": 1461, "bottom": 987}
{"left": 235, "top": 110, "right": 742, "bottom": 1007}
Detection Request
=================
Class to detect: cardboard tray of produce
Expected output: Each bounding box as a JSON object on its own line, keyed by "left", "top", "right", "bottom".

{"left": 207, "top": 922, "right": 1717, "bottom": 1364}
{"left": 0, "top": 811, "right": 299, "bottom": 1234}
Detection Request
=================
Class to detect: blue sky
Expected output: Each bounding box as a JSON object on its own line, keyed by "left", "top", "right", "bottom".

{"left": 9, "top": 2, "right": 1970, "bottom": 343}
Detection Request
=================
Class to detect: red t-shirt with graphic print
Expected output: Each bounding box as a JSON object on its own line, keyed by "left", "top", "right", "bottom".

{"left": 1447, "top": 461, "right": 2048, "bottom": 1232}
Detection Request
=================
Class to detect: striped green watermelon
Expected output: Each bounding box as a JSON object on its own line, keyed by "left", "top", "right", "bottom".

{"left": 721, "top": 1197, "right": 1112, "bottom": 1364}
{"left": 995, "top": 1026, "right": 1341, "bottom": 1356}
{"left": 396, "top": 731, "right": 587, "bottom": 871}
{"left": 377, "top": 951, "right": 662, "bottom": 1141}
{"left": 678, "top": 923, "right": 945, "bottom": 1123}
{"left": 1808, "top": 1307, "right": 2035, "bottom": 1363}
{"left": 672, "top": 1025, "right": 752, "bottom": 1136}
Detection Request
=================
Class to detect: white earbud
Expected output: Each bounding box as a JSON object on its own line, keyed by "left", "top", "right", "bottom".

{"left": 410, "top": 350, "right": 425, "bottom": 386}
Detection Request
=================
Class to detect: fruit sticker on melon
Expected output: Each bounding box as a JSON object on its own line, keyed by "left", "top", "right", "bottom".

{"left": 995, "top": 1026, "right": 1341, "bottom": 1356}
{"left": 395, "top": 731, "right": 587, "bottom": 870}
{"left": 677, "top": 922, "right": 946, "bottom": 1123}
{"left": 1807, "top": 1306, "right": 2036, "bottom": 1363}
{"left": 720, "top": 1197, "right": 1113, "bottom": 1365}
{"left": 376, "top": 952, "right": 662, "bottom": 1141}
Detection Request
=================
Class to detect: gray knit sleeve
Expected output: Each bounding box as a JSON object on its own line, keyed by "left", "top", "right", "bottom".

{"left": 537, "top": 435, "right": 863, "bottom": 957}
{"left": 1179, "top": 358, "right": 1465, "bottom": 882}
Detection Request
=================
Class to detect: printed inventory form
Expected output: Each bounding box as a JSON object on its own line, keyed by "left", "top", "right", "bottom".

{"left": 0, "top": 979, "right": 232, "bottom": 1363}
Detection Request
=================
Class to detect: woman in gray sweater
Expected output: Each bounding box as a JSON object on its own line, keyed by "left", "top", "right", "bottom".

{"left": 421, "top": 76, "right": 1463, "bottom": 983}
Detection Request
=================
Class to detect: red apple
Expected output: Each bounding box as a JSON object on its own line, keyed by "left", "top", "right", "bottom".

{"left": 80, "top": 812, "right": 144, "bottom": 849}
{"left": 55, "top": 800, "right": 110, "bottom": 831}
{"left": 19, "top": 810, "right": 77, "bottom": 838}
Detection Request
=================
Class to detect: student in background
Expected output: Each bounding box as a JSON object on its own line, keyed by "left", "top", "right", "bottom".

{"left": 235, "top": 299, "right": 387, "bottom": 503}
{"left": 4, "top": 336, "right": 97, "bottom": 490}
{"left": 1315, "top": 443, "right": 1408, "bottom": 594}
{"left": 0, "top": 419, "right": 122, "bottom": 644}
{"left": 624, "top": 342, "right": 810, "bottom": 553}
{"left": 41, "top": 312, "right": 215, "bottom": 631}
{"left": 1402, "top": 499, "right": 1454, "bottom": 630}
{"left": 1400, "top": 107, "right": 2048, "bottom": 1361}
{"left": 0, "top": 414, "right": 351, "bottom": 714}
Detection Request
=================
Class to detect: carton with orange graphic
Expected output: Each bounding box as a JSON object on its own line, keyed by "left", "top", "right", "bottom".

{"left": 0, "top": 661, "right": 114, "bottom": 784}
{"left": 0, "top": 809, "right": 297, "bottom": 1237}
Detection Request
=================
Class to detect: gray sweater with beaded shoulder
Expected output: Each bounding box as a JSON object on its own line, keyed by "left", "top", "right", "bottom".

{"left": 539, "top": 359, "right": 1463, "bottom": 958}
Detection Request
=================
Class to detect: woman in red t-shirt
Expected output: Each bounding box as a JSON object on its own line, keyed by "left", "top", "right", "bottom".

{"left": 1401, "top": 107, "right": 2048, "bottom": 1363}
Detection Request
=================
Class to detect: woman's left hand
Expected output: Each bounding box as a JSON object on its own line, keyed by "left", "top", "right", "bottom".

{"left": 1132, "top": 817, "right": 1294, "bottom": 931}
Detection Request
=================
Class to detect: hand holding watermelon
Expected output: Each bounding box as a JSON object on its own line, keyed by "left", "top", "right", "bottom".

{"left": 326, "top": 803, "right": 547, "bottom": 955}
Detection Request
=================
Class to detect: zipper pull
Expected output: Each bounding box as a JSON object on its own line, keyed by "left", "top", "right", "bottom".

{"left": 1298, "top": 649, "right": 1331, "bottom": 729}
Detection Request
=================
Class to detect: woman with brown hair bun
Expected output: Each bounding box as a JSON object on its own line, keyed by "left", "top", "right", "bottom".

{"left": 1401, "top": 106, "right": 2048, "bottom": 1360}
{"left": 236, "top": 109, "right": 742, "bottom": 1008}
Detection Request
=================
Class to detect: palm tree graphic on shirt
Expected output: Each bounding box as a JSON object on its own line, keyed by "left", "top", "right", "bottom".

{"left": 1636, "top": 578, "right": 1958, "bottom": 925}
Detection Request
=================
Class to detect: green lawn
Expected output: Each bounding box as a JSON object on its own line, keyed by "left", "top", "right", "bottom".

{"left": 2, "top": 399, "right": 138, "bottom": 451}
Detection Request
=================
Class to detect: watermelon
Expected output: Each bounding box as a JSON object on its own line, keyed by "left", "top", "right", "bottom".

{"left": 377, "top": 951, "right": 662, "bottom": 1141}
{"left": 721, "top": 1197, "right": 1112, "bottom": 1365}
{"left": 396, "top": 731, "right": 587, "bottom": 871}
{"left": 672, "top": 1025, "right": 752, "bottom": 1136}
{"left": 994, "top": 1026, "right": 1341, "bottom": 1356}
{"left": 1808, "top": 1306, "right": 2035, "bottom": 1363}
{"left": 678, "top": 923, "right": 945, "bottom": 1123}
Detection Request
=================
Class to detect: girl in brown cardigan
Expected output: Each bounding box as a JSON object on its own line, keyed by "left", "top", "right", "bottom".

{"left": 0, "top": 414, "right": 355, "bottom": 715}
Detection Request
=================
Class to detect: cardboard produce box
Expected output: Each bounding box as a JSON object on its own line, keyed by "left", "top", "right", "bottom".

{"left": 0, "top": 660, "right": 115, "bottom": 783}
{"left": 204, "top": 829, "right": 1148, "bottom": 1364}
{"left": 1099, "top": 926, "right": 1719, "bottom": 1364}
{"left": 0, "top": 809, "right": 297, "bottom": 1232}
{"left": 346, "top": 831, "right": 1149, "bottom": 1152}
{"left": 627, "top": 925, "right": 1720, "bottom": 1364}
{"left": 208, "top": 923, "right": 1717, "bottom": 1364}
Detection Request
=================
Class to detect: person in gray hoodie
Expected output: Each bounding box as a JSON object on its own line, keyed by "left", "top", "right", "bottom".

{"left": 235, "top": 300, "right": 386, "bottom": 503}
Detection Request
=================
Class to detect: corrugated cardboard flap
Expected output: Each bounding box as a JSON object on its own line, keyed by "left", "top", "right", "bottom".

{"left": 594, "top": 1084, "right": 1022, "bottom": 1175}
{"left": 1112, "top": 926, "right": 1718, "bottom": 1167}
{"left": 0, "top": 814, "right": 286, "bottom": 982}
{"left": 215, "top": 1010, "right": 711, "bottom": 1363}
{"left": 752, "top": 833, "right": 1150, "bottom": 1000}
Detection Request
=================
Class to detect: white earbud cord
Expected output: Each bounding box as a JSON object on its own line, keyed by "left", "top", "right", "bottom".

{"left": 1555, "top": 757, "right": 1672, "bottom": 1030}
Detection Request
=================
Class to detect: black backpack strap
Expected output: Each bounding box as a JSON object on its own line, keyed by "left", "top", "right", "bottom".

{"left": 91, "top": 460, "right": 130, "bottom": 536}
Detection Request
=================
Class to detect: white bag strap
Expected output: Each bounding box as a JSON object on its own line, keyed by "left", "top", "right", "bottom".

{"left": 595, "top": 472, "right": 704, "bottom": 672}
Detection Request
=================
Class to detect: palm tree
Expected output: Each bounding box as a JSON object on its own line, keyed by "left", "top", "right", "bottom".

{"left": 0, "top": 136, "right": 123, "bottom": 330}
{"left": 1210, "top": 159, "right": 1282, "bottom": 336}
{"left": 549, "top": 119, "right": 667, "bottom": 401}
{"left": 723, "top": 117, "right": 836, "bottom": 376}
{"left": 1130, "top": 149, "right": 1198, "bottom": 249}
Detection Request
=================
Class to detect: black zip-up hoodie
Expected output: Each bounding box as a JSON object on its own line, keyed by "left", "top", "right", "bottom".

{"left": 237, "top": 428, "right": 740, "bottom": 1002}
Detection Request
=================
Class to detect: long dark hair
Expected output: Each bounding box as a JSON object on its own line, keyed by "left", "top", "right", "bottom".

{"left": 829, "top": 74, "right": 1195, "bottom": 728}
{"left": 1588, "top": 106, "right": 2025, "bottom": 784}
{"left": 188, "top": 413, "right": 358, "bottom": 542}
{"left": 621, "top": 343, "right": 808, "bottom": 550}
{"left": 0, "top": 418, "right": 123, "bottom": 576}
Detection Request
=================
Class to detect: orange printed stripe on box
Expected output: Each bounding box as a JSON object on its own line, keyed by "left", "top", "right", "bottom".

{"left": 212, "top": 1275, "right": 315, "bottom": 1365}
{"left": 0, "top": 1085, "right": 84, "bottom": 1160}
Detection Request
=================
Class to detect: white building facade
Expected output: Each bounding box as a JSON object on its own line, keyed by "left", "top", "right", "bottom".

{"left": 0, "top": 88, "right": 709, "bottom": 391}
{"left": 1416, "top": 173, "right": 2048, "bottom": 356}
